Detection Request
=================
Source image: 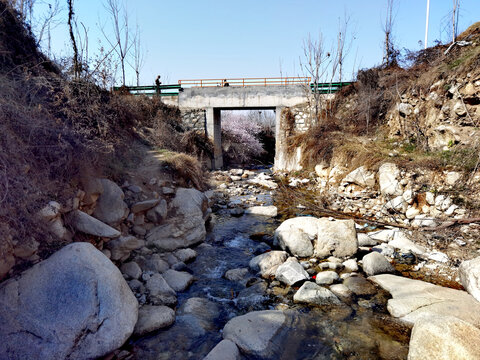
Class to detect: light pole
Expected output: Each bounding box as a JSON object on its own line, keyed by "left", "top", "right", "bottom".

{"left": 424, "top": 0, "right": 430, "bottom": 49}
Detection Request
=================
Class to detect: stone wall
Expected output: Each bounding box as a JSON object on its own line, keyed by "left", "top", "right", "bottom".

{"left": 181, "top": 109, "right": 206, "bottom": 132}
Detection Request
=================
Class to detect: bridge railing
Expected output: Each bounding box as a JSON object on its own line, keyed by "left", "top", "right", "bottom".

{"left": 113, "top": 84, "right": 182, "bottom": 96}
{"left": 311, "top": 82, "right": 354, "bottom": 94}
{"left": 178, "top": 77, "right": 311, "bottom": 88}
{"left": 114, "top": 79, "right": 355, "bottom": 96}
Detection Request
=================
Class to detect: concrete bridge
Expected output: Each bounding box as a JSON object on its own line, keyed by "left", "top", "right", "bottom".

{"left": 177, "top": 85, "right": 310, "bottom": 169}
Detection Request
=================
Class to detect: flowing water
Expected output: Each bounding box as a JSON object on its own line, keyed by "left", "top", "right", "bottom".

{"left": 129, "top": 186, "right": 410, "bottom": 360}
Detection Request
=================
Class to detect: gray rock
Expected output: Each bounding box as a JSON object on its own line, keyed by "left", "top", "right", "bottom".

{"left": 315, "top": 271, "right": 339, "bottom": 285}
{"left": 223, "top": 310, "right": 286, "bottom": 359}
{"left": 146, "top": 188, "right": 208, "bottom": 251}
{"left": 315, "top": 218, "right": 358, "bottom": 258}
{"left": 275, "top": 258, "right": 309, "bottom": 285}
{"left": 245, "top": 206, "right": 278, "bottom": 217}
{"left": 174, "top": 248, "right": 197, "bottom": 263}
{"left": 408, "top": 316, "right": 480, "bottom": 360}
{"left": 378, "top": 163, "right": 402, "bottom": 197}
{"left": 203, "top": 339, "right": 240, "bottom": 360}
{"left": 131, "top": 199, "right": 160, "bottom": 213}
{"left": 225, "top": 268, "right": 249, "bottom": 282}
{"left": 128, "top": 279, "right": 145, "bottom": 293}
{"left": 388, "top": 232, "right": 426, "bottom": 256}
{"left": 293, "top": 282, "right": 341, "bottom": 305}
{"left": 249, "top": 251, "right": 288, "bottom": 278}
{"left": 369, "top": 274, "right": 480, "bottom": 326}
{"left": 0, "top": 242, "right": 138, "bottom": 360}
{"left": 93, "top": 179, "right": 128, "bottom": 225}
{"left": 136, "top": 254, "right": 169, "bottom": 273}
{"left": 459, "top": 256, "right": 480, "bottom": 302}
{"left": 146, "top": 199, "right": 168, "bottom": 223}
{"left": 162, "top": 269, "right": 194, "bottom": 292}
{"left": 145, "top": 273, "right": 177, "bottom": 306}
{"left": 178, "top": 297, "right": 220, "bottom": 328}
{"left": 329, "top": 284, "right": 354, "bottom": 300}
{"left": 68, "top": 210, "right": 120, "bottom": 238}
{"left": 362, "top": 252, "right": 394, "bottom": 276}
{"left": 274, "top": 217, "right": 316, "bottom": 257}
{"left": 133, "top": 305, "right": 175, "bottom": 336}
{"left": 107, "top": 235, "right": 145, "bottom": 261}
{"left": 343, "top": 276, "right": 377, "bottom": 296}
{"left": 343, "top": 166, "right": 375, "bottom": 187}
{"left": 121, "top": 261, "right": 142, "bottom": 279}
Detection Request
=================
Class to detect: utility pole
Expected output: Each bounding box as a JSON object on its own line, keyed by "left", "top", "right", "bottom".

{"left": 424, "top": 0, "right": 430, "bottom": 49}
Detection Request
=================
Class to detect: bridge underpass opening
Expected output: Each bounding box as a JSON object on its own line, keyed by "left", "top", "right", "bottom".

{"left": 213, "top": 109, "right": 276, "bottom": 169}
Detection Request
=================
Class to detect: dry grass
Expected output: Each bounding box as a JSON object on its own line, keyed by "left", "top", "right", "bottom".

{"left": 156, "top": 151, "right": 210, "bottom": 191}
{"left": 0, "top": 1, "right": 213, "bottom": 269}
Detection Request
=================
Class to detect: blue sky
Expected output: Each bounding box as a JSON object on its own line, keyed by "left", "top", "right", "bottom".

{"left": 43, "top": 0, "right": 479, "bottom": 85}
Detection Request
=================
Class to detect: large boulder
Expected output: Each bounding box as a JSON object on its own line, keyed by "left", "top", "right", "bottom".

{"left": 378, "top": 163, "right": 402, "bottom": 197}
{"left": 459, "top": 256, "right": 480, "bottom": 302}
{"left": 293, "top": 282, "right": 341, "bottom": 305}
{"left": 0, "top": 242, "right": 138, "bottom": 359}
{"left": 146, "top": 188, "right": 208, "bottom": 251}
{"left": 68, "top": 210, "right": 121, "bottom": 238}
{"left": 275, "top": 217, "right": 358, "bottom": 259}
{"left": 315, "top": 218, "right": 358, "bottom": 258}
{"left": 408, "top": 316, "right": 480, "bottom": 360}
{"left": 274, "top": 217, "right": 317, "bottom": 257}
{"left": 249, "top": 251, "right": 288, "bottom": 278}
{"left": 92, "top": 179, "right": 129, "bottom": 225}
{"left": 343, "top": 166, "right": 375, "bottom": 187}
{"left": 223, "top": 310, "right": 286, "bottom": 359}
{"left": 369, "top": 274, "right": 480, "bottom": 326}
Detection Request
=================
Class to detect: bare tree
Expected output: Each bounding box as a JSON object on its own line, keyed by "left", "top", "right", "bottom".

{"left": 329, "top": 12, "right": 354, "bottom": 85}
{"left": 7, "top": 0, "right": 35, "bottom": 23}
{"left": 35, "top": 0, "right": 61, "bottom": 47}
{"left": 103, "top": 0, "right": 132, "bottom": 86}
{"left": 130, "top": 25, "right": 144, "bottom": 86}
{"left": 67, "top": 0, "right": 80, "bottom": 79}
{"left": 299, "top": 33, "right": 332, "bottom": 123}
{"left": 382, "top": 0, "right": 398, "bottom": 67}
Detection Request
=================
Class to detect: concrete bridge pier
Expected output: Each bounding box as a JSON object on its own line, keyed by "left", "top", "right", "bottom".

{"left": 206, "top": 107, "right": 223, "bottom": 169}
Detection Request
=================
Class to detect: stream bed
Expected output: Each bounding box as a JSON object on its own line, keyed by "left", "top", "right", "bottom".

{"left": 129, "top": 178, "right": 411, "bottom": 360}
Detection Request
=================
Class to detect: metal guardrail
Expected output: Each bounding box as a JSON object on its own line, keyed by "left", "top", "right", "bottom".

{"left": 311, "top": 82, "right": 354, "bottom": 94}
{"left": 113, "top": 84, "right": 182, "bottom": 97}
{"left": 178, "top": 77, "right": 312, "bottom": 88}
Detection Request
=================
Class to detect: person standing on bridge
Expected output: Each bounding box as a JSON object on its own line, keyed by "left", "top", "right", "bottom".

{"left": 155, "top": 75, "right": 162, "bottom": 94}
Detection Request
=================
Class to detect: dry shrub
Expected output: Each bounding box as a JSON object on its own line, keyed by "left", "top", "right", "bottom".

{"left": 287, "top": 119, "right": 340, "bottom": 168}
{"left": 161, "top": 153, "right": 209, "bottom": 191}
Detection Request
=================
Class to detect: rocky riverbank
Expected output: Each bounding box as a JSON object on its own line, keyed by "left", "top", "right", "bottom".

{"left": 2, "top": 165, "right": 480, "bottom": 359}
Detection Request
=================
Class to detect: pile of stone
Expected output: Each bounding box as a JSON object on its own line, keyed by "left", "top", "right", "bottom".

{"left": 0, "top": 174, "right": 215, "bottom": 358}
{"left": 313, "top": 162, "right": 466, "bottom": 227}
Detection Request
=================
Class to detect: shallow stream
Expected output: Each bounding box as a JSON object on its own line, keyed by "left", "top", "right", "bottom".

{"left": 129, "top": 184, "right": 410, "bottom": 359}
